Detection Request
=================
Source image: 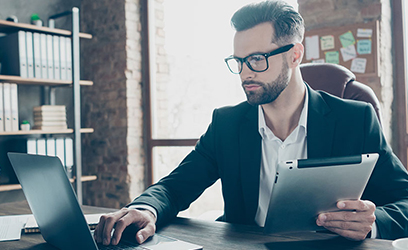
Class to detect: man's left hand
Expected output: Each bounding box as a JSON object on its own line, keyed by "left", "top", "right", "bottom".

{"left": 316, "top": 200, "right": 376, "bottom": 241}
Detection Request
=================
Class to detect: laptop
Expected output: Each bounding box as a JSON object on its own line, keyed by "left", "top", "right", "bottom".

{"left": 7, "top": 152, "right": 202, "bottom": 250}
{"left": 263, "top": 153, "right": 379, "bottom": 234}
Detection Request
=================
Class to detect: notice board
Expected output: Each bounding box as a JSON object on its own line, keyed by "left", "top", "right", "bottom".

{"left": 302, "top": 21, "right": 379, "bottom": 77}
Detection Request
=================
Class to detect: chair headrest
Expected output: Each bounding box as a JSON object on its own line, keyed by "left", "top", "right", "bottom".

{"left": 300, "top": 63, "right": 356, "bottom": 98}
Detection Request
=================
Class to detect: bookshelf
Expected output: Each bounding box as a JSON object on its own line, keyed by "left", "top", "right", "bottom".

{"left": 0, "top": 8, "right": 92, "bottom": 204}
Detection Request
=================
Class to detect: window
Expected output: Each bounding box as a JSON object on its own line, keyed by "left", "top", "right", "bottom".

{"left": 146, "top": 0, "right": 298, "bottom": 218}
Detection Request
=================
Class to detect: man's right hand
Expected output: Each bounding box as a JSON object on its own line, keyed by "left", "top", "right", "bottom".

{"left": 94, "top": 207, "right": 157, "bottom": 245}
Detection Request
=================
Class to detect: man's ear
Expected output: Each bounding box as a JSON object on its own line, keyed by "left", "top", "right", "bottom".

{"left": 289, "top": 43, "right": 304, "bottom": 67}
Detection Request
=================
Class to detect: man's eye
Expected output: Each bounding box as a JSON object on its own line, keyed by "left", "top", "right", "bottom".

{"left": 248, "top": 55, "right": 265, "bottom": 62}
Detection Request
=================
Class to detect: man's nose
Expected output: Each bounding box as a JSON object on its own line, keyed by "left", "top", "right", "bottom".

{"left": 240, "top": 63, "right": 255, "bottom": 81}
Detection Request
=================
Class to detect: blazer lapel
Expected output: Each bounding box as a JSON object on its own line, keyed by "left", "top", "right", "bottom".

{"left": 239, "top": 105, "right": 262, "bottom": 224}
{"left": 306, "top": 84, "right": 335, "bottom": 158}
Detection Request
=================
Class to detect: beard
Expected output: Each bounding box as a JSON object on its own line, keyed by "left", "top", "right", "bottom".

{"left": 242, "top": 59, "right": 290, "bottom": 106}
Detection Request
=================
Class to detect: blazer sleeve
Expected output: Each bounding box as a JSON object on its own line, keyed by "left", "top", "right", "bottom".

{"left": 127, "top": 109, "right": 221, "bottom": 226}
{"left": 361, "top": 104, "right": 408, "bottom": 240}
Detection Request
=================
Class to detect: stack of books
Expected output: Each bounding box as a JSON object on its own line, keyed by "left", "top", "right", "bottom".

{"left": 33, "top": 105, "right": 67, "bottom": 130}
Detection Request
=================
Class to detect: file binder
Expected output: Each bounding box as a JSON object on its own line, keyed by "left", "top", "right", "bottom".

{"left": 55, "top": 138, "right": 65, "bottom": 167}
{"left": 53, "top": 35, "right": 60, "bottom": 80}
{"left": 0, "top": 83, "right": 4, "bottom": 132}
{"left": 3, "top": 83, "right": 12, "bottom": 131}
{"left": 40, "top": 33, "right": 48, "bottom": 79}
{"left": 10, "top": 83, "right": 19, "bottom": 131}
{"left": 66, "top": 37, "right": 72, "bottom": 81}
{"left": 0, "top": 31, "right": 28, "bottom": 77}
{"left": 33, "top": 33, "right": 42, "bottom": 78}
{"left": 27, "top": 139, "right": 37, "bottom": 154}
{"left": 46, "top": 34, "right": 54, "bottom": 80}
{"left": 59, "top": 36, "right": 67, "bottom": 80}
{"left": 26, "top": 32, "right": 35, "bottom": 78}
{"left": 46, "top": 138, "right": 56, "bottom": 156}
{"left": 36, "top": 138, "right": 46, "bottom": 156}
{"left": 65, "top": 137, "right": 73, "bottom": 178}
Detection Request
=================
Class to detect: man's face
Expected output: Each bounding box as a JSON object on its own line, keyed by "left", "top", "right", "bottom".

{"left": 233, "top": 22, "right": 291, "bottom": 106}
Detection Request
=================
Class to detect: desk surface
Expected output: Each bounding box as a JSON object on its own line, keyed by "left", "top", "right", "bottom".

{"left": 0, "top": 201, "right": 395, "bottom": 250}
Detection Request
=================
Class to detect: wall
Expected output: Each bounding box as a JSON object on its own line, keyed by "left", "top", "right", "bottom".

{"left": 81, "top": 0, "right": 145, "bottom": 208}
{"left": 298, "top": 0, "right": 395, "bottom": 147}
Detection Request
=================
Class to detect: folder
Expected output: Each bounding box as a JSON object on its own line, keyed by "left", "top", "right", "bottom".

{"left": 0, "top": 83, "right": 4, "bottom": 132}
{"left": 59, "top": 36, "right": 67, "bottom": 80}
{"left": 3, "top": 83, "right": 12, "bottom": 131}
{"left": 66, "top": 37, "right": 72, "bottom": 81}
{"left": 55, "top": 138, "right": 65, "bottom": 167}
{"left": 36, "top": 138, "right": 46, "bottom": 156}
{"left": 65, "top": 137, "right": 73, "bottom": 178}
{"left": 46, "top": 34, "right": 54, "bottom": 80}
{"left": 26, "top": 32, "right": 34, "bottom": 78}
{"left": 33, "top": 33, "right": 41, "bottom": 78}
{"left": 53, "top": 35, "right": 60, "bottom": 80}
{"left": 27, "top": 139, "right": 37, "bottom": 154}
{"left": 0, "top": 31, "right": 28, "bottom": 77}
{"left": 46, "top": 138, "right": 56, "bottom": 156}
{"left": 40, "top": 33, "right": 48, "bottom": 79}
{"left": 10, "top": 83, "right": 19, "bottom": 131}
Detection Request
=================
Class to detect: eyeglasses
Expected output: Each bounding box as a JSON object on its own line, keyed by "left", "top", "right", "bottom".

{"left": 224, "top": 44, "right": 295, "bottom": 74}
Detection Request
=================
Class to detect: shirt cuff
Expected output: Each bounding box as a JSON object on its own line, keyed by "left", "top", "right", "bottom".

{"left": 370, "top": 221, "right": 378, "bottom": 238}
{"left": 127, "top": 204, "right": 158, "bottom": 219}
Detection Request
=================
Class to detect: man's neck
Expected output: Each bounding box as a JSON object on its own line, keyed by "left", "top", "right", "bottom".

{"left": 261, "top": 81, "right": 306, "bottom": 141}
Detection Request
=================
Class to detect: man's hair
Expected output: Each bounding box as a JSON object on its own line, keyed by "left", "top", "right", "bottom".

{"left": 231, "top": 0, "right": 304, "bottom": 45}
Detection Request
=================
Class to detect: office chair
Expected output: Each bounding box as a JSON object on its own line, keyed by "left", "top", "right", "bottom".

{"left": 300, "top": 63, "right": 382, "bottom": 125}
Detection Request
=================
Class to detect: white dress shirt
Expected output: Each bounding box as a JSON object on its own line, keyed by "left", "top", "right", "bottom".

{"left": 255, "top": 91, "right": 309, "bottom": 226}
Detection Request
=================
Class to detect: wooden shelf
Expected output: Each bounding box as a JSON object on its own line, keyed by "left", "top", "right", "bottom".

{"left": 0, "top": 75, "right": 93, "bottom": 86}
{"left": 0, "top": 20, "right": 92, "bottom": 39}
{"left": 0, "top": 128, "right": 94, "bottom": 136}
{"left": 0, "top": 175, "right": 98, "bottom": 192}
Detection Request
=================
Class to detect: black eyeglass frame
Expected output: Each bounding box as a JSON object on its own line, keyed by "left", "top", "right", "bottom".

{"left": 224, "top": 44, "right": 295, "bottom": 74}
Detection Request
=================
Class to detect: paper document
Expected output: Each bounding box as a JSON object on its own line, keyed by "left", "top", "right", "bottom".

{"left": 0, "top": 214, "right": 31, "bottom": 242}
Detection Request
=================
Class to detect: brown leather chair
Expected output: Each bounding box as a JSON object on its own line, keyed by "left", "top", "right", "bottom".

{"left": 300, "top": 63, "right": 382, "bottom": 125}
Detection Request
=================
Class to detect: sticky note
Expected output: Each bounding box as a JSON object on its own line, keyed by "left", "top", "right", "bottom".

{"left": 357, "top": 28, "right": 373, "bottom": 38}
{"left": 305, "top": 35, "right": 320, "bottom": 60}
{"left": 340, "top": 44, "right": 357, "bottom": 62}
{"left": 325, "top": 51, "right": 339, "bottom": 64}
{"left": 339, "top": 31, "right": 356, "bottom": 48}
{"left": 350, "top": 58, "right": 367, "bottom": 73}
{"left": 357, "top": 39, "right": 372, "bottom": 54}
{"left": 320, "top": 35, "right": 335, "bottom": 51}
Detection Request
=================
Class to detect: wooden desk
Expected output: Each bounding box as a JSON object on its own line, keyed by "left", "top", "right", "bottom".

{"left": 0, "top": 201, "right": 394, "bottom": 250}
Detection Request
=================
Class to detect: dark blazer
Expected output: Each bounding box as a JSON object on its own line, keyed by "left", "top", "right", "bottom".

{"left": 130, "top": 84, "right": 408, "bottom": 240}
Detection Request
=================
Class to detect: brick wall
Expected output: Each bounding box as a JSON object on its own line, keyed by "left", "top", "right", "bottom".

{"left": 299, "top": 0, "right": 395, "bottom": 146}
{"left": 80, "top": 0, "right": 145, "bottom": 208}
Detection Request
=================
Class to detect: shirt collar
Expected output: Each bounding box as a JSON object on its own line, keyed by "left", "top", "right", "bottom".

{"left": 258, "top": 89, "right": 309, "bottom": 140}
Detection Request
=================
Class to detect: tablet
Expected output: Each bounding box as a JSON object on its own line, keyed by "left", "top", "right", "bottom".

{"left": 263, "top": 153, "right": 379, "bottom": 234}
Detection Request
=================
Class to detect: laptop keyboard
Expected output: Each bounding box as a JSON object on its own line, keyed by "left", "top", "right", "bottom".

{"left": 97, "top": 241, "right": 147, "bottom": 250}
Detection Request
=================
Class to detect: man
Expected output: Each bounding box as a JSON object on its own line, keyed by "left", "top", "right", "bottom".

{"left": 95, "top": 0, "right": 408, "bottom": 245}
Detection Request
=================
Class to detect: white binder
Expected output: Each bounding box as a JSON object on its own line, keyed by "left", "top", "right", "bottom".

{"left": 10, "top": 83, "right": 19, "bottom": 131}
{"left": 37, "top": 138, "right": 46, "bottom": 156}
{"left": 26, "top": 32, "right": 35, "bottom": 78}
{"left": 65, "top": 137, "right": 73, "bottom": 178}
{"left": 59, "top": 36, "right": 67, "bottom": 80}
{"left": 46, "top": 34, "right": 54, "bottom": 80}
{"left": 33, "top": 33, "right": 42, "bottom": 78}
{"left": 66, "top": 37, "right": 72, "bottom": 81}
{"left": 27, "top": 139, "right": 37, "bottom": 154}
{"left": 18, "top": 31, "right": 28, "bottom": 78}
{"left": 3, "top": 83, "right": 12, "bottom": 131}
{"left": 46, "top": 138, "right": 56, "bottom": 156}
{"left": 40, "top": 33, "right": 48, "bottom": 79}
{"left": 53, "top": 35, "right": 61, "bottom": 80}
{"left": 0, "top": 83, "right": 4, "bottom": 132}
{"left": 55, "top": 138, "right": 65, "bottom": 166}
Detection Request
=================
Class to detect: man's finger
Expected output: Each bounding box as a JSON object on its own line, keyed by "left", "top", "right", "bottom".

{"left": 337, "top": 200, "right": 375, "bottom": 212}
{"left": 98, "top": 209, "right": 129, "bottom": 245}
{"left": 136, "top": 223, "right": 156, "bottom": 244}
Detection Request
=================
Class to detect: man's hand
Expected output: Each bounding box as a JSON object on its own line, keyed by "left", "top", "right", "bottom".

{"left": 94, "top": 208, "right": 157, "bottom": 245}
{"left": 316, "top": 200, "right": 376, "bottom": 241}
